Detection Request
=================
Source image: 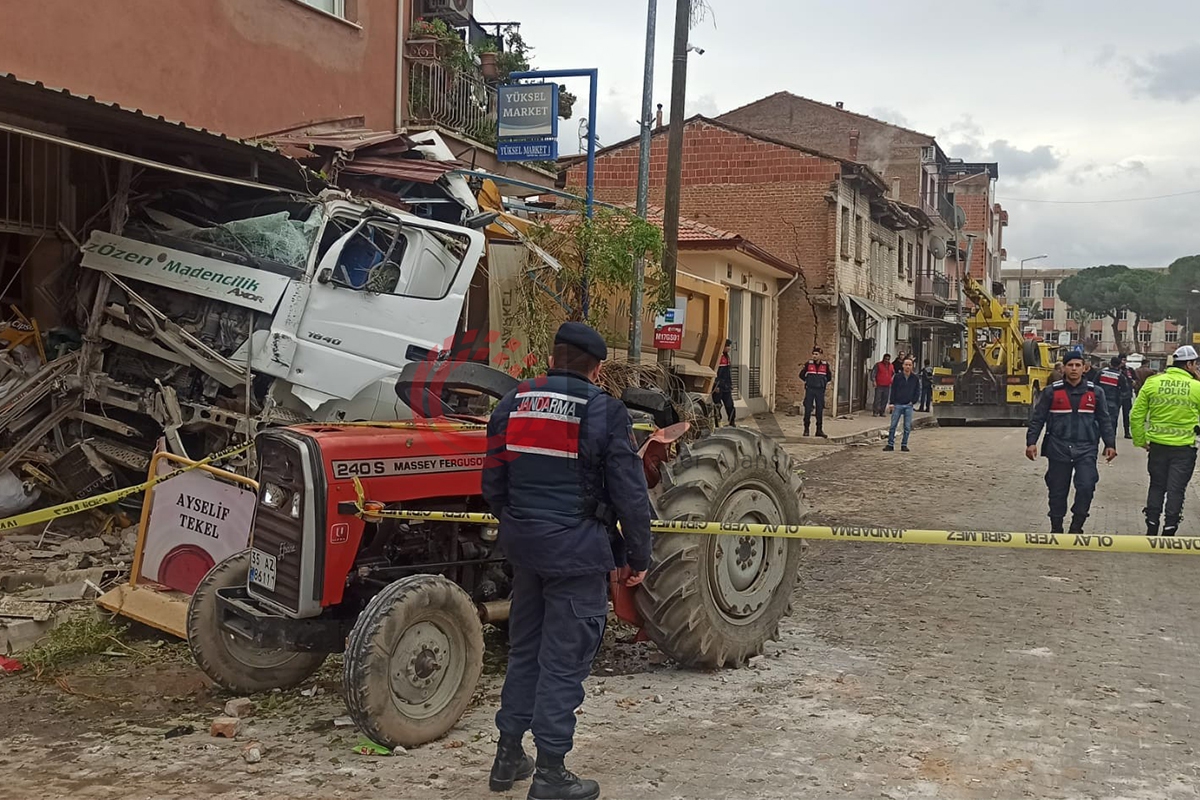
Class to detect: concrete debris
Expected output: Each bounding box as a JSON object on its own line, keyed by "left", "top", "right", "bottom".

{"left": 0, "top": 598, "right": 53, "bottom": 622}
{"left": 61, "top": 537, "right": 107, "bottom": 555}
{"left": 210, "top": 717, "right": 243, "bottom": 739}
{"left": 242, "top": 742, "right": 263, "bottom": 764}
{"left": 333, "top": 716, "right": 355, "bottom": 728}
{"left": 224, "top": 697, "right": 255, "bottom": 719}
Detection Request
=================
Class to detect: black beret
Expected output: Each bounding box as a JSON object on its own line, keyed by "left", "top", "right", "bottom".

{"left": 554, "top": 321, "right": 607, "bottom": 361}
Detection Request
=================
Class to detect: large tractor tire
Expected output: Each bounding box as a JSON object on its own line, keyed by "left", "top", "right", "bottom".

{"left": 635, "top": 427, "right": 808, "bottom": 668}
{"left": 343, "top": 574, "right": 484, "bottom": 749}
{"left": 187, "top": 551, "right": 327, "bottom": 693}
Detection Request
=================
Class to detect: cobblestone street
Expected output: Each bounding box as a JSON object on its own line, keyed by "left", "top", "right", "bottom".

{"left": 2, "top": 426, "right": 1199, "bottom": 799}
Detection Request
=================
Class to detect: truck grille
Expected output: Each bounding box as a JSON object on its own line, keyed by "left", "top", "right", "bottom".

{"left": 247, "top": 435, "right": 307, "bottom": 614}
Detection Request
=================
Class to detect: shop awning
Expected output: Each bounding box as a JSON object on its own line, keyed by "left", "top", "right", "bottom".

{"left": 897, "top": 311, "right": 964, "bottom": 331}
{"left": 846, "top": 294, "right": 896, "bottom": 323}
{"left": 840, "top": 295, "right": 863, "bottom": 340}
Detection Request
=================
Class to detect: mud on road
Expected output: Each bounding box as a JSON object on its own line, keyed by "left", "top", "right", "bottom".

{"left": 3, "top": 427, "right": 1199, "bottom": 799}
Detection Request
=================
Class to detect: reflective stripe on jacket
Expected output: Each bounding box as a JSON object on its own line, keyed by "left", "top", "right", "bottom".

{"left": 1027, "top": 380, "right": 1116, "bottom": 462}
{"left": 1130, "top": 367, "right": 1200, "bottom": 448}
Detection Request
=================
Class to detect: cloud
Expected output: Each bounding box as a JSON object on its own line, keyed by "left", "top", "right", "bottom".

{"left": 939, "top": 115, "right": 1061, "bottom": 181}
{"left": 1127, "top": 44, "right": 1200, "bottom": 102}
{"left": 686, "top": 93, "right": 721, "bottom": 118}
{"left": 866, "top": 107, "right": 910, "bottom": 127}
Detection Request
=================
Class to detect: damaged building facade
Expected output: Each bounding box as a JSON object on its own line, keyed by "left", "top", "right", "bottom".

{"left": 564, "top": 116, "right": 947, "bottom": 414}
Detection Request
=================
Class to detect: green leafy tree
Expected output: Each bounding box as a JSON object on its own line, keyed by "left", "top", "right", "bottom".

{"left": 1057, "top": 265, "right": 1166, "bottom": 353}
{"left": 1158, "top": 255, "right": 1200, "bottom": 337}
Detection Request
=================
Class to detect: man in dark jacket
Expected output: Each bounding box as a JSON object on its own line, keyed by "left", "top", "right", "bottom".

{"left": 1026, "top": 348, "right": 1118, "bottom": 534}
{"left": 800, "top": 346, "right": 833, "bottom": 437}
{"left": 1098, "top": 356, "right": 1127, "bottom": 430}
{"left": 482, "top": 322, "right": 653, "bottom": 800}
{"left": 712, "top": 339, "right": 735, "bottom": 427}
{"left": 1118, "top": 356, "right": 1136, "bottom": 439}
{"left": 883, "top": 357, "right": 921, "bottom": 452}
{"left": 918, "top": 359, "right": 935, "bottom": 412}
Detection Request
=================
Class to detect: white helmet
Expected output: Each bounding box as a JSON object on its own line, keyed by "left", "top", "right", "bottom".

{"left": 1172, "top": 345, "right": 1199, "bottom": 363}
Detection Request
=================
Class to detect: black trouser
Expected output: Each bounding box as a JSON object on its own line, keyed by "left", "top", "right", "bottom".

{"left": 1045, "top": 457, "right": 1099, "bottom": 522}
{"left": 919, "top": 383, "right": 932, "bottom": 412}
{"left": 497, "top": 568, "right": 608, "bottom": 757}
{"left": 1146, "top": 443, "right": 1198, "bottom": 532}
{"left": 804, "top": 389, "right": 825, "bottom": 431}
{"left": 713, "top": 386, "right": 735, "bottom": 425}
{"left": 1120, "top": 398, "right": 1132, "bottom": 435}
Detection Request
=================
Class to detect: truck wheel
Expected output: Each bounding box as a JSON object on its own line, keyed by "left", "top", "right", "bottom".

{"left": 343, "top": 574, "right": 484, "bottom": 749}
{"left": 187, "top": 551, "right": 327, "bottom": 693}
{"left": 636, "top": 427, "right": 808, "bottom": 668}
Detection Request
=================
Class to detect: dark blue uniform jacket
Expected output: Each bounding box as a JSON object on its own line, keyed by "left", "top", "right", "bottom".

{"left": 482, "top": 369, "right": 653, "bottom": 576}
{"left": 1026, "top": 379, "right": 1116, "bottom": 462}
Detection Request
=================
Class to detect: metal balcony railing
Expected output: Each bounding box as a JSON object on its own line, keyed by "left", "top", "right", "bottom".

{"left": 917, "top": 273, "right": 950, "bottom": 302}
{"left": 407, "top": 61, "right": 497, "bottom": 146}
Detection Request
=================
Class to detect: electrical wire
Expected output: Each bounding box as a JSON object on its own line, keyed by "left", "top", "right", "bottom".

{"left": 1000, "top": 188, "right": 1200, "bottom": 205}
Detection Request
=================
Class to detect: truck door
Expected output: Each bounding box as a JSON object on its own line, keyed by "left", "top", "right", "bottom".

{"left": 285, "top": 211, "right": 482, "bottom": 410}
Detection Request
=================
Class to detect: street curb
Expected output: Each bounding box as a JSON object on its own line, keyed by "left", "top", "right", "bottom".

{"left": 780, "top": 414, "right": 939, "bottom": 445}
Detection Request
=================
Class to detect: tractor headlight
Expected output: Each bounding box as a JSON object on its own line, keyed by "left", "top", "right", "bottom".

{"left": 290, "top": 490, "right": 303, "bottom": 520}
{"left": 261, "top": 481, "right": 288, "bottom": 510}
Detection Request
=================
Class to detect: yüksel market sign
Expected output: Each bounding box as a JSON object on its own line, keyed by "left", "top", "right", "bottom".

{"left": 497, "top": 83, "right": 559, "bottom": 162}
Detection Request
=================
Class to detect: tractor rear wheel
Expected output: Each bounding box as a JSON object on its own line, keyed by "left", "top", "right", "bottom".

{"left": 343, "top": 574, "right": 484, "bottom": 749}
{"left": 187, "top": 551, "right": 327, "bottom": 693}
{"left": 635, "top": 427, "right": 808, "bottom": 668}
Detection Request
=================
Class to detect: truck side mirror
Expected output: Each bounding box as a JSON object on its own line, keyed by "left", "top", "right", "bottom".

{"left": 317, "top": 268, "right": 334, "bottom": 285}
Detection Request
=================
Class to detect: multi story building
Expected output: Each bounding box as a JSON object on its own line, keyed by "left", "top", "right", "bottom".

{"left": 1001, "top": 267, "right": 1182, "bottom": 369}
{"left": 946, "top": 161, "right": 1008, "bottom": 287}
{"left": 563, "top": 115, "right": 952, "bottom": 414}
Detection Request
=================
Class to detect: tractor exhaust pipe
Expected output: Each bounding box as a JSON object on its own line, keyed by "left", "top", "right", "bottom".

{"left": 478, "top": 600, "right": 510, "bottom": 624}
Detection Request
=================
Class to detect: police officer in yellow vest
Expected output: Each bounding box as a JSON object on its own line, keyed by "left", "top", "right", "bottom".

{"left": 1130, "top": 345, "right": 1200, "bottom": 536}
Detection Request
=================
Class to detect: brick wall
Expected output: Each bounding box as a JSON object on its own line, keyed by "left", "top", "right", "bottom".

{"left": 565, "top": 119, "right": 843, "bottom": 406}
{"left": 718, "top": 94, "right": 930, "bottom": 208}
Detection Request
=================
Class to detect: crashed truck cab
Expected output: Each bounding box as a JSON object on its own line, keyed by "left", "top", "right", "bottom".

{"left": 73, "top": 191, "right": 487, "bottom": 467}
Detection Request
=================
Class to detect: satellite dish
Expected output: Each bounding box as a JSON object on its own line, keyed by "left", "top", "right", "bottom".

{"left": 954, "top": 205, "right": 967, "bottom": 230}
{"left": 930, "top": 238, "right": 948, "bottom": 259}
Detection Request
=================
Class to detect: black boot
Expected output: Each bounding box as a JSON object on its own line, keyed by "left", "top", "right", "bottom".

{"left": 527, "top": 752, "right": 600, "bottom": 800}
{"left": 803, "top": 426, "right": 811, "bottom": 437}
{"left": 1068, "top": 515, "right": 1086, "bottom": 534}
{"left": 1050, "top": 517, "right": 1064, "bottom": 534}
{"left": 489, "top": 734, "right": 535, "bottom": 792}
{"left": 1164, "top": 518, "right": 1179, "bottom": 537}
{"left": 1146, "top": 518, "right": 1160, "bottom": 537}
{"left": 816, "top": 428, "right": 828, "bottom": 438}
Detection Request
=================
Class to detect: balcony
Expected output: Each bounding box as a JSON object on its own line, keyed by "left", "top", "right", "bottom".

{"left": 407, "top": 60, "right": 498, "bottom": 147}
{"left": 917, "top": 273, "right": 951, "bottom": 305}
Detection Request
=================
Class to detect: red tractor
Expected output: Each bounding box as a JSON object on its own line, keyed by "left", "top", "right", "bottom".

{"left": 187, "top": 360, "right": 808, "bottom": 748}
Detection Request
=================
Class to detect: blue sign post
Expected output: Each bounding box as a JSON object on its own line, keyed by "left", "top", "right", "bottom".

{"left": 504, "top": 69, "right": 599, "bottom": 317}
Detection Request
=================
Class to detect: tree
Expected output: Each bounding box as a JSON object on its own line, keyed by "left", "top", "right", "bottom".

{"left": 1056, "top": 265, "right": 1166, "bottom": 353}
{"left": 1158, "top": 255, "right": 1200, "bottom": 338}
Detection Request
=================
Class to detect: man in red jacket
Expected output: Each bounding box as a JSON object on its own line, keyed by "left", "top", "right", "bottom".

{"left": 871, "top": 354, "right": 894, "bottom": 416}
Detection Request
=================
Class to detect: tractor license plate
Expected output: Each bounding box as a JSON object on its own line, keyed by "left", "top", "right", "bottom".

{"left": 248, "top": 549, "right": 277, "bottom": 592}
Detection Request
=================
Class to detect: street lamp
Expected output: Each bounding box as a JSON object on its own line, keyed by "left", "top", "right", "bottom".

{"left": 1019, "top": 254, "right": 1049, "bottom": 298}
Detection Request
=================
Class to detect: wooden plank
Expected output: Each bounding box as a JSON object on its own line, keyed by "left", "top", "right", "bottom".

{"left": 95, "top": 584, "right": 188, "bottom": 640}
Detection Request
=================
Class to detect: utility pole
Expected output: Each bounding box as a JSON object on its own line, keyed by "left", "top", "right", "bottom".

{"left": 628, "top": 0, "right": 657, "bottom": 363}
{"left": 657, "top": 0, "right": 691, "bottom": 365}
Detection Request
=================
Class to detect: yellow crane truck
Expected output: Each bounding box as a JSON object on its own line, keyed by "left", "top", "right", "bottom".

{"left": 932, "top": 275, "right": 1053, "bottom": 425}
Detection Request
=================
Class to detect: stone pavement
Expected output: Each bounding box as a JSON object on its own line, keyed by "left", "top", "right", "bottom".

{"left": 738, "top": 407, "right": 939, "bottom": 445}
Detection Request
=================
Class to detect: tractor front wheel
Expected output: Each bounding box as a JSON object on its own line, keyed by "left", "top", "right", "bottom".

{"left": 343, "top": 574, "right": 484, "bottom": 749}
{"left": 635, "top": 427, "right": 808, "bottom": 668}
{"left": 187, "top": 551, "right": 327, "bottom": 693}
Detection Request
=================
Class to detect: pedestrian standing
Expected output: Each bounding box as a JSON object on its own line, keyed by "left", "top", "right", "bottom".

{"left": 1025, "top": 348, "right": 1118, "bottom": 534}
{"left": 482, "top": 321, "right": 652, "bottom": 800}
{"left": 1130, "top": 345, "right": 1200, "bottom": 536}
{"left": 712, "top": 339, "right": 735, "bottom": 427}
{"left": 918, "top": 359, "right": 934, "bottom": 412}
{"left": 1098, "top": 357, "right": 1124, "bottom": 430}
{"left": 870, "top": 354, "right": 893, "bottom": 416}
{"left": 800, "top": 346, "right": 833, "bottom": 437}
{"left": 1050, "top": 361, "right": 1064, "bottom": 384}
{"left": 1118, "top": 356, "right": 1136, "bottom": 438}
{"left": 883, "top": 357, "right": 921, "bottom": 452}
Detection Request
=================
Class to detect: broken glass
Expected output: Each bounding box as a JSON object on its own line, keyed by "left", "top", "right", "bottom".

{"left": 148, "top": 210, "right": 321, "bottom": 271}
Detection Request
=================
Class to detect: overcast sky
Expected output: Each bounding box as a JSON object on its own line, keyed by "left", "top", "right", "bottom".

{"left": 486, "top": 0, "right": 1200, "bottom": 269}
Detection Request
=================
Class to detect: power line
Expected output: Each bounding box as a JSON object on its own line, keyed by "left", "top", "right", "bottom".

{"left": 1000, "top": 188, "right": 1200, "bottom": 205}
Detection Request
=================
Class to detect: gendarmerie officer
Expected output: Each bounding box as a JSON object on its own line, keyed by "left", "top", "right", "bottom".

{"left": 1098, "top": 357, "right": 1130, "bottom": 432}
{"left": 482, "top": 321, "right": 652, "bottom": 800}
{"left": 800, "top": 346, "right": 833, "bottom": 437}
{"left": 712, "top": 338, "right": 735, "bottom": 426}
{"left": 1026, "top": 348, "right": 1117, "bottom": 534}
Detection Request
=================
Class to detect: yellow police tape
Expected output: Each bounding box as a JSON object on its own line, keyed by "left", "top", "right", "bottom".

{"left": 0, "top": 440, "right": 253, "bottom": 533}
{"left": 350, "top": 477, "right": 1200, "bottom": 555}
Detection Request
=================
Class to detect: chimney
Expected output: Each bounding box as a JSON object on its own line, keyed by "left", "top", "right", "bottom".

{"left": 655, "top": 103, "right": 663, "bottom": 130}
{"left": 835, "top": 101, "right": 844, "bottom": 109}
{"left": 848, "top": 129, "right": 860, "bottom": 161}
